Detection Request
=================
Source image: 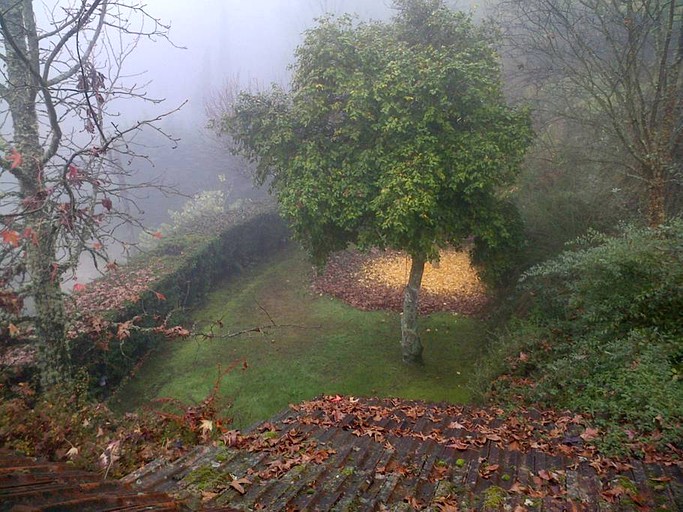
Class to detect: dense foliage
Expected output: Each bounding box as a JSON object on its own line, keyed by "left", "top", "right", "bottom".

{"left": 227, "top": 4, "right": 532, "bottom": 269}
{"left": 223, "top": 0, "right": 532, "bottom": 362}
{"left": 485, "top": 220, "right": 683, "bottom": 454}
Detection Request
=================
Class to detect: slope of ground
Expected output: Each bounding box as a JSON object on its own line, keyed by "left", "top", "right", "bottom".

{"left": 111, "top": 247, "right": 488, "bottom": 428}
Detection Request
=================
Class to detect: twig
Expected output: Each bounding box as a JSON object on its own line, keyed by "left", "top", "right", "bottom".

{"left": 256, "top": 300, "right": 276, "bottom": 326}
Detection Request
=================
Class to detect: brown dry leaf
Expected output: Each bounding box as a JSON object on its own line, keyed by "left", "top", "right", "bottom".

{"left": 200, "top": 419, "right": 213, "bottom": 435}
{"left": 201, "top": 490, "right": 219, "bottom": 502}
{"left": 8, "top": 323, "right": 19, "bottom": 337}
{"left": 580, "top": 427, "right": 599, "bottom": 442}
{"left": 230, "top": 477, "right": 251, "bottom": 495}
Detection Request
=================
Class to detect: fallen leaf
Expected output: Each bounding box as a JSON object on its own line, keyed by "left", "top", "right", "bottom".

{"left": 73, "top": 283, "right": 87, "bottom": 292}
{"left": 201, "top": 490, "right": 218, "bottom": 502}
{"left": 8, "top": 323, "right": 19, "bottom": 337}
{"left": 509, "top": 481, "right": 527, "bottom": 494}
{"left": 446, "top": 439, "right": 469, "bottom": 450}
{"left": 580, "top": 427, "right": 599, "bottom": 442}
{"left": 601, "top": 485, "right": 626, "bottom": 503}
{"left": 230, "top": 477, "right": 251, "bottom": 494}
{"left": 66, "top": 446, "right": 79, "bottom": 459}
{"left": 200, "top": 419, "right": 213, "bottom": 435}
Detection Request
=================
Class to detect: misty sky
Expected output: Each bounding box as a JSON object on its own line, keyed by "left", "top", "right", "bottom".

{"left": 125, "top": 0, "right": 482, "bottom": 123}
{"left": 125, "top": 1, "right": 395, "bottom": 122}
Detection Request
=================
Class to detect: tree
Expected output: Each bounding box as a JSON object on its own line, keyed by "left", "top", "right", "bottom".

{"left": 0, "top": 1, "right": 178, "bottom": 387}
{"left": 497, "top": 0, "right": 683, "bottom": 226}
{"left": 221, "top": 0, "right": 532, "bottom": 364}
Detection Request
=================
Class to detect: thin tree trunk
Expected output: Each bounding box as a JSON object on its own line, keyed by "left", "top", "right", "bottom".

{"left": 648, "top": 163, "right": 667, "bottom": 227}
{"left": 401, "top": 254, "right": 425, "bottom": 365}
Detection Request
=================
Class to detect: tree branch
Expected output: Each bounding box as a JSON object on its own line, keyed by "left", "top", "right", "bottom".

{"left": 43, "top": 0, "right": 106, "bottom": 87}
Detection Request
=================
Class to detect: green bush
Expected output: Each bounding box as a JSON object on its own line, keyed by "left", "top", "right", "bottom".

{"left": 484, "top": 220, "right": 683, "bottom": 454}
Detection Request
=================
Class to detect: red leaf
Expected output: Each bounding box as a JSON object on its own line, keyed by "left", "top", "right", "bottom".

{"left": 22, "top": 227, "right": 38, "bottom": 246}
{"left": 101, "top": 197, "right": 113, "bottom": 211}
{"left": 1, "top": 230, "right": 20, "bottom": 247}
{"left": 7, "top": 148, "right": 22, "bottom": 169}
{"left": 92, "top": 241, "right": 103, "bottom": 250}
{"left": 153, "top": 291, "right": 166, "bottom": 301}
{"left": 152, "top": 231, "right": 163, "bottom": 239}
{"left": 67, "top": 164, "right": 79, "bottom": 180}
{"left": 73, "top": 283, "right": 87, "bottom": 292}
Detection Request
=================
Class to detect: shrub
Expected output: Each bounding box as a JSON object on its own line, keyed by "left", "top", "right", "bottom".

{"left": 0, "top": 367, "right": 236, "bottom": 477}
{"left": 484, "top": 220, "right": 683, "bottom": 454}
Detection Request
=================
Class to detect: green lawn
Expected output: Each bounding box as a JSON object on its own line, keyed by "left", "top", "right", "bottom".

{"left": 111, "top": 248, "right": 488, "bottom": 428}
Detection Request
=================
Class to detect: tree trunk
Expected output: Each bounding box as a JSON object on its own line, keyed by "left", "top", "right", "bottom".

{"left": 401, "top": 255, "right": 425, "bottom": 365}
{"left": 647, "top": 161, "right": 667, "bottom": 227}
{"left": 29, "top": 229, "right": 71, "bottom": 389}
{"left": 2, "top": 0, "right": 71, "bottom": 387}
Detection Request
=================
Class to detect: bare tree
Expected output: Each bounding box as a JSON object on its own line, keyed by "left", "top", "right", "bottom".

{"left": 0, "top": 0, "right": 180, "bottom": 387}
{"left": 497, "top": 0, "right": 682, "bottom": 226}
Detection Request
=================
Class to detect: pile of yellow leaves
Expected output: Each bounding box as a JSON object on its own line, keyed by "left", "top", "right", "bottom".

{"left": 359, "top": 249, "right": 485, "bottom": 296}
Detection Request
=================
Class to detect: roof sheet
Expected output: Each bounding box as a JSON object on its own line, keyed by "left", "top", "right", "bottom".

{"left": 123, "top": 396, "right": 683, "bottom": 511}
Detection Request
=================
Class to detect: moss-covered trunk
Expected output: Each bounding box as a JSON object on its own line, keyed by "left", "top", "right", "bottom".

{"left": 400, "top": 255, "right": 425, "bottom": 365}
{"left": 2, "top": 0, "right": 71, "bottom": 387}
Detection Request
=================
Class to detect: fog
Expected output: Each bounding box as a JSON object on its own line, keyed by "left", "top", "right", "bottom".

{"left": 112, "top": 1, "right": 484, "bottom": 224}
{"left": 128, "top": 1, "right": 400, "bottom": 122}
{"left": 108, "top": 1, "right": 394, "bottom": 228}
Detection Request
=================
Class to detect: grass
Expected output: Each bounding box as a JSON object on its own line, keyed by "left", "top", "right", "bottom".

{"left": 111, "top": 247, "right": 488, "bottom": 428}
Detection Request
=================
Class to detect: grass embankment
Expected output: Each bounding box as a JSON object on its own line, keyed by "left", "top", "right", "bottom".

{"left": 112, "top": 247, "right": 487, "bottom": 428}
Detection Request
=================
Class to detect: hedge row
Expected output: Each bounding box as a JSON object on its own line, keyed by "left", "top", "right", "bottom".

{"left": 71, "top": 207, "right": 290, "bottom": 395}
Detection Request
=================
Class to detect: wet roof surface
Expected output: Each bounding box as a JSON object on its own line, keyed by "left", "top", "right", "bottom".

{"left": 0, "top": 449, "right": 185, "bottom": 512}
{"left": 123, "top": 396, "right": 683, "bottom": 511}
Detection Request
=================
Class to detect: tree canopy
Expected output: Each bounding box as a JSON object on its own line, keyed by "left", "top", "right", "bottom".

{"left": 223, "top": 0, "right": 533, "bottom": 362}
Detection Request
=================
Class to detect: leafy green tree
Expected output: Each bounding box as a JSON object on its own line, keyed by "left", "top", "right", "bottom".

{"left": 222, "top": 0, "right": 532, "bottom": 364}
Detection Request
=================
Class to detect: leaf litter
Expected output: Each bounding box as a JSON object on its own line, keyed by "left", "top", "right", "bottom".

{"left": 313, "top": 248, "right": 489, "bottom": 315}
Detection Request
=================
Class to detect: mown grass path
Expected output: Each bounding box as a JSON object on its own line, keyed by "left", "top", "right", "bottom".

{"left": 112, "top": 248, "right": 488, "bottom": 428}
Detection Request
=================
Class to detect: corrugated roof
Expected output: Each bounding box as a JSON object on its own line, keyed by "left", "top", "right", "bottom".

{"left": 124, "top": 396, "right": 683, "bottom": 511}
{"left": 0, "top": 450, "right": 185, "bottom": 512}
